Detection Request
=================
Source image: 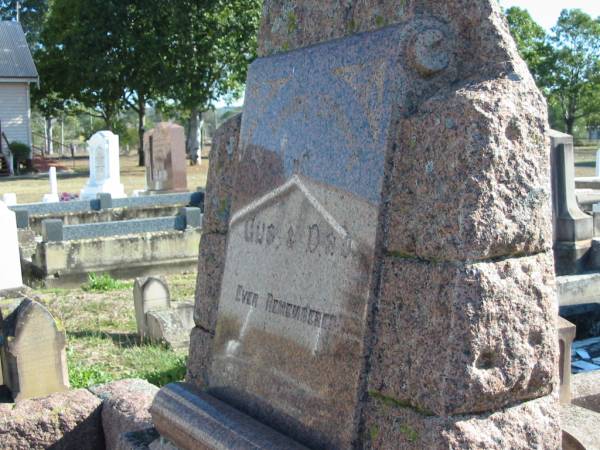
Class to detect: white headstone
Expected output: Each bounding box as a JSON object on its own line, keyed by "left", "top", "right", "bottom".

{"left": 596, "top": 149, "right": 600, "bottom": 178}
{"left": 42, "top": 167, "right": 60, "bottom": 203}
{"left": 0, "top": 201, "right": 23, "bottom": 290}
{"left": 80, "top": 131, "right": 126, "bottom": 200}
{"left": 2, "top": 193, "right": 17, "bottom": 206}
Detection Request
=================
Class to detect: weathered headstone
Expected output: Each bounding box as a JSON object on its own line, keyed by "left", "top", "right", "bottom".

{"left": 0, "top": 201, "right": 23, "bottom": 291}
{"left": 42, "top": 166, "right": 60, "bottom": 203}
{"left": 80, "top": 131, "right": 126, "bottom": 200}
{"left": 133, "top": 277, "right": 170, "bottom": 341}
{"left": 0, "top": 298, "right": 69, "bottom": 401}
{"left": 153, "top": 1, "right": 560, "bottom": 449}
{"left": 146, "top": 303, "right": 195, "bottom": 350}
{"left": 143, "top": 123, "right": 188, "bottom": 193}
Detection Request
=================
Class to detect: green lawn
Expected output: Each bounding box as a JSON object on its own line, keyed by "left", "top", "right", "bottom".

{"left": 35, "top": 271, "right": 197, "bottom": 388}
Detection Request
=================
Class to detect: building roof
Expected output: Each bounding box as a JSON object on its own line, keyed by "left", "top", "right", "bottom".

{"left": 0, "top": 21, "right": 38, "bottom": 82}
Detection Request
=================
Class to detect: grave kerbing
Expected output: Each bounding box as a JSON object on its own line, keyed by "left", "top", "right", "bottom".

{"left": 152, "top": 1, "right": 560, "bottom": 448}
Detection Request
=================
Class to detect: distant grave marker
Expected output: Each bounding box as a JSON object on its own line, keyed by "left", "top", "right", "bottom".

{"left": 0, "top": 201, "right": 22, "bottom": 291}
{"left": 144, "top": 123, "right": 188, "bottom": 193}
{"left": 80, "top": 131, "right": 126, "bottom": 200}
{"left": 133, "top": 277, "right": 171, "bottom": 340}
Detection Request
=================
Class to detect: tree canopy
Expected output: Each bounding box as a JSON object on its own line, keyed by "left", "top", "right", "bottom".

{"left": 33, "top": 0, "right": 261, "bottom": 163}
{"left": 506, "top": 7, "right": 600, "bottom": 135}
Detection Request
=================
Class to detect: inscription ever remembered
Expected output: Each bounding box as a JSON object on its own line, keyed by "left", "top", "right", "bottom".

{"left": 208, "top": 24, "right": 405, "bottom": 450}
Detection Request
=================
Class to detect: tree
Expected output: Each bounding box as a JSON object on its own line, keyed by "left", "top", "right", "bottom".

{"left": 546, "top": 10, "right": 600, "bottom": 135}
{"left": 161, "top": 0, "right": 261, "bottom": 164}
{"left": 0, "top": 0, "right": 48, "bottom": 46}
{"left": 38, "top": 0, "right": 130, "bottom": 130}
{"left": 505, "top": 7, "right": 551, "bottom": 84}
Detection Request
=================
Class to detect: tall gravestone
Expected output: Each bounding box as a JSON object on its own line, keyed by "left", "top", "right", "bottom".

{"left": 152, "top": 1, "right": 559, "bottom": 449}
{"left": 80, "top": 131, "right": 126, "bottom": 200}
{"left": 143, "top": 123, "right": 188, "bottom": 193}
{"left": 0, "top": 201, "right": 23, "bottom": 291}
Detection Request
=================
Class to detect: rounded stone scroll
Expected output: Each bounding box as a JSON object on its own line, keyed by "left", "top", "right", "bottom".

{"left": 409, "top": 27, "right": 450, "bottom": 77}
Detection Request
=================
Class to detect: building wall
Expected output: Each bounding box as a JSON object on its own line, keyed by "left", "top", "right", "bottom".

{"left": 0, "top": 82, "right": 31, "bottom": 148}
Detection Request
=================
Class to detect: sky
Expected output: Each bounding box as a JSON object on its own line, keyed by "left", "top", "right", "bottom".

{"left": 499, "top": 0, "right": 600, "bottom": 30}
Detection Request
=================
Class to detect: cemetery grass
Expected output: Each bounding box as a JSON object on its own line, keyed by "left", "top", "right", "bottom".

{"left": 575, "top": 146, "right": 599, "bottom": 177}
{"left": 0, "top": 153, "right": 209, "bottom": 204}
{"left": 35, "top": 272, "right": 197, "bottom": 389}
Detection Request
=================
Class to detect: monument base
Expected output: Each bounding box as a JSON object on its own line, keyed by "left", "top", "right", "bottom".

{"left": 150, "top": 383, "right": 309, "bottom": 450}
{"left": 80, "top": 182, "right": 126, "bottom": 201}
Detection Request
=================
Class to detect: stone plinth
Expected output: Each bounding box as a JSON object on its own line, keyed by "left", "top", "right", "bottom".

{"left": 155, "top": 1, "right": 560, "bottom": 448}
{"left": 144, "top": 123, "right": 188, "bottom": 193}
{"left": 81, "top": 131, "right": 126, "bottom": 200}
{"left": 0, "top": 201, "right": 22, "bottom": 290}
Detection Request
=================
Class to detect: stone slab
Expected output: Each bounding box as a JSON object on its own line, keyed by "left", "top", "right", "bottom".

{"left": 90, "top": 379, "right": 159, "bottom": 450}
{"left": 368, "top": 253, "right": 557, "bottom": 416}
{"left": 363, "top": 394, "right": 560, "bottom": 449}
{"left": 0, "top": 388, "right": 104, "bottom": 449}
{"left": 146, "top": 303, "right": 194, "bottom": 350}
{"left": 557, "top": 272, "right": 600, "bottom": 307}
{"left": 210, "top": 176, "right": 378, "bottom": 449}
{"left": 151, "top": 383, "right": 309, "bottom": 450}
{"left": 60, "top": 216, "right": 181, "bottom": 241}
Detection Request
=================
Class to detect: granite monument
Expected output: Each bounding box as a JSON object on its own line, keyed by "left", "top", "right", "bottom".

{"left": 152, "top": 1, "right": 559, "bottom": 449}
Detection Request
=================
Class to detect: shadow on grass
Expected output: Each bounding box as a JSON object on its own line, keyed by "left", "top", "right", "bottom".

{"left": 67, "top": 330, "right": 142, "bottom": 348}
{"left": 576, "top": 161, "right": 596, "bottom": 168}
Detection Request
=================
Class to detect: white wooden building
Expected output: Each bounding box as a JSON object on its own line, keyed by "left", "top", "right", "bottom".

{"left": 0, "top": 21, "right": 38, "bottom": 150}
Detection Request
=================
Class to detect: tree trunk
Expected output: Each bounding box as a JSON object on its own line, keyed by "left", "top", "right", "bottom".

{"left": 45, "top": 117, "right": 54, "bottom": 155}
{"left": 137, "top": 96, "right": 146, "bottom": 167}
{"left": 187, "top": 107, "right": 201, "bottom": 165}
{"left": 565, "top": 117, "right": 575, "bottom": 136}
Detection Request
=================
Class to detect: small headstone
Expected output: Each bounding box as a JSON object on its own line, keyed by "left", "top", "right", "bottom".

{"left": 146, "top": 303, "right": 194, "bottom": 350}
{"left": 42, "top": 167, "right": 60, "bottom": 203}
{"left": 80, "top": 131, "right": 126, "bottom": 201}
{"left": 0, "top": 201, "right": 22, "bottom": 291}
{"left": 133, "top": 277, "right": 170, "bottom": 340}
{"left": 143, "top": 123, "right": 188, "bottom": 193}
{"left": 2, "top": 193, "right": 17, "bottom": 206}
{"left": 0, "top": 298, "right": 69, "bottom": 401}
